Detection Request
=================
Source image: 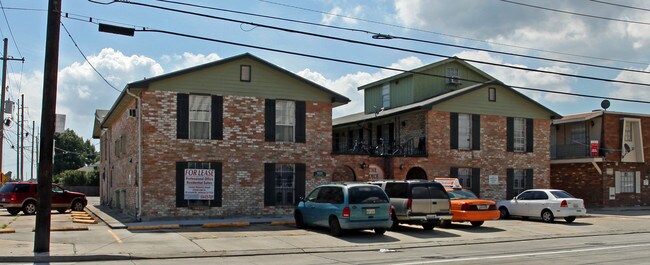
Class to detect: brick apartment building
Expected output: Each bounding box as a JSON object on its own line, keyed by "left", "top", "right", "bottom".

{"left": 331, "top": 58, "right": 561, "bottom": 201}
{"left": 92, "top": 53, "right": 349, "bottom": 220}
{"left": 551, "top": 110, "right": 650, "bottom": 207}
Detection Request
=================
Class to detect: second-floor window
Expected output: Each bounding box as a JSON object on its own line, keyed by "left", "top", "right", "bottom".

{"left": 276, "top": 100, "right": 296, "bottom": 142}
{"left": 507, "top": 117, "right": 533, "bottom": 153}
{"left": 458, "top": 114, "right": 472, "bottom": 150}
{"left": 189, "top": 95, "right": 211, "bottom": 140}
{"left": 450, "top": 113, "right": 480, "bottom": 150}
{"left": 570, "top": 123, "right": 586, "bottom": 144}
{"left": 382, "top": 84, "right": 390, "bottom": 109}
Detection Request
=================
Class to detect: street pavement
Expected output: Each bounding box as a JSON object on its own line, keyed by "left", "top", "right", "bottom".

{"left": 1, "top": 197, "right": 650, "bottom": 263}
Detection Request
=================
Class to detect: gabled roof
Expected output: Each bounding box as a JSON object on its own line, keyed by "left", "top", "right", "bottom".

{"left": 357, "top": 57, "right": 496, "bottom": 90}
{"left": 99, "top": 53, "right": 350, "bottom": 129}
{"left": 334, "top": 80, "right": 561, "bottom": 126}
{"left": 92, "top": 109, "right": 109, "bottom": 139}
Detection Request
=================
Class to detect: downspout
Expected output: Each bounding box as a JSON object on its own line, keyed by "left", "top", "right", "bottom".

{"left": 126, "top": 88, "right": 143, "bottom": 221}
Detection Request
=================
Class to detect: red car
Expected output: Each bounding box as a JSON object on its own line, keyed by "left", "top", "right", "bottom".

{"left": 0, "top": 182, "right": 87, "bottom": 215}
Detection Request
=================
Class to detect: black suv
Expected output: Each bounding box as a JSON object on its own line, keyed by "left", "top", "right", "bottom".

{"left": 370, "top": 180, "right": 452, "bottom": 230}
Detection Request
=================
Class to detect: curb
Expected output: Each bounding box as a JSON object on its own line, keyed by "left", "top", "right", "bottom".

{"left": 270, "top": 221, "right": 295, "bottom": 226}
{"left": 203, "top": 222, "right": 250, "bottom": 228}
{"left": 29, "top": 226, "right": 89, "bottom": 232}
{"left": 127, "top": 224, "right": 180, "bottom": 231}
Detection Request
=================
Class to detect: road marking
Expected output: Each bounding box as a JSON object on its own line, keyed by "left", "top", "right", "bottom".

{"left": 107, "top": 229, "right": 123, "bottom": 244}
{"left": 393, "top": 242, "right": 650, "bottom": 264}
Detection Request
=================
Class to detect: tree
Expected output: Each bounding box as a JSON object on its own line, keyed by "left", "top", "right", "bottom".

{"left": 53, "top": 129, "right": 99, "bottom": 175}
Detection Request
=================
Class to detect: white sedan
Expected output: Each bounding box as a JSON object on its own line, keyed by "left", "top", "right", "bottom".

{"left": 497, "top": 189, "right": 587, "bottom": 223}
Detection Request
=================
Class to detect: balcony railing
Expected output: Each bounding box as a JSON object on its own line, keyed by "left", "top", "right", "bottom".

{"left": 332, "top": 137, "right": 427, "bottom": 157}
{"left": 551, "top": 143, "right": 592, "bottom": 159}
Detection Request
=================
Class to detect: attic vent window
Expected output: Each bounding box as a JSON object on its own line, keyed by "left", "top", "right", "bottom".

{"left": 446, "top": 67, "right": 460, "bottom": 85}
{"left": 488, "top": 87, "right": 496, "bottom": 102}
{"left": 240, "top": 65, "right": 251, "bottom": 82}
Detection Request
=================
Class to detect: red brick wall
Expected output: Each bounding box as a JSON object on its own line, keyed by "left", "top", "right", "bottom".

{"left": 133, "top": 90, "right": 336, "bottom": 219}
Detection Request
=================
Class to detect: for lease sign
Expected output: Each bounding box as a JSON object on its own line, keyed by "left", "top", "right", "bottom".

{"left": 184, "top": 169, "right": 215, "bottom": 200}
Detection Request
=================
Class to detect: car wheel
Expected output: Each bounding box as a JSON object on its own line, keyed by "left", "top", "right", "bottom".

{"left": 422, "top": 222, "right": 435, "bottom": 230}
{"left": 439, "top": 220, "right": 452, "bottom": 228}
{"left": 23, "top": 201, "right": 37, "bottom": 215}
{"left": 470, "top": 221, "right": 484, "bottom": 227}
{"left": 374, "top": 228, "right": 386, "bottom": 235}
{"left": 7, "top": 208, "right": 20, "bottom": 215}
{"left": 294, "top": 211, "right": 305, "bottom": 228}
{"left": 57, "top": 209, "right": 67, "bottom": 214}
{"left": 71, "top": 200, "right": 85, "bottom": 212}
{"left": 564, "top": 216, "right": 576, "bottom": 223}
{"left": 499, "top": 207, "right": 510, "bottom": 219}
{"left": 329, "top": 216, "right": 342, "bottom": 236}
{"left": 541, "top": 210, "right": 555, "bottom": 223}
{"left": 390, "top": 213, "right": 400, "bottom": 230}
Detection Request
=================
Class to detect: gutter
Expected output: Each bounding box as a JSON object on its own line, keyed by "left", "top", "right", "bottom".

{"left": 125, "top": 88, "right": 143, "bottom": 222}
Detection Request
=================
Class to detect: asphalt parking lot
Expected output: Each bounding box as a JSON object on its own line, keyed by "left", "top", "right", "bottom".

{"left": 1, "top": 203, "right": 650, "bottom": 263}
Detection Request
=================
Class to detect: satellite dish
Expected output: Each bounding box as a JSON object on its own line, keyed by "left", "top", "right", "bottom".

{"left": 624, "top": 143, "right": 631, "bottom": 153}
{"left": 601, "top": 100, "right": 610, "bottom": 110}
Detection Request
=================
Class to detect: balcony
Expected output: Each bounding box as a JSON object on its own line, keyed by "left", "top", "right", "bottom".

{"left": 551, "top": 143, "right": 592, "bottom": 160}
{"left": 333, "top": 137, "right": 427, "bottom": 157}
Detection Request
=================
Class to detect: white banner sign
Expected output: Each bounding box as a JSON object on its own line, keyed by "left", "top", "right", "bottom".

{"left": 184, "top": 169, "right": 215, "bottom": 200}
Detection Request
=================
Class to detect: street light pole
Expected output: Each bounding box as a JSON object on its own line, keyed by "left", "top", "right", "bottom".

{"left": 34, "top": 0, "right": 62, "bottom": 253}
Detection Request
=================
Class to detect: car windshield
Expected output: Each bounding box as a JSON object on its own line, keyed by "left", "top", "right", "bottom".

{"left": 349, "top": 186, "right": 389, "bottom": 204}
{"left": 447, "top": 189, "right": 478, "bottom": 200}
{"left": 550, "top": 190, "right": 575, "bottom": 199}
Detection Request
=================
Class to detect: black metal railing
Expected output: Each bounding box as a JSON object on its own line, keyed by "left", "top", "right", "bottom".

{"left": 551, "top": 143, "right": 591, "bottom": 159}
{"left": 333, "top": 137, "right": 427, "bottom": 157}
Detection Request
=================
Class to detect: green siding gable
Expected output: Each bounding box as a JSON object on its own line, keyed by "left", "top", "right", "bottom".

{"left": 148, "top": 57, "right": 333, "bottom": 102}
{"left": 431, "top": 85, "right": 552, "bottom": 119}
{"left": 414, "top": 61, "right": 490, "bottom": 101}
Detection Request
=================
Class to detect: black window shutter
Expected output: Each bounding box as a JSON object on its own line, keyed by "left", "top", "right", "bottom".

{"left": 525, "top": 169, "right": 534, "bottom": 189}
{"left": 450, "top": 113, "right": 458, "bottom": 149}
{"left": 264, "top": 163, "right": 276, "bottom": 206}
{"left": 210, "top": 162, "right": 223, "bottom": 207}
{"left": 388, "top": 123, "right": 395, "bottom": 144}
{"left": 472, "top": 168, "right": 481, "bottom": 197}
{"left": 472, "top": 114, "right": 481, "bottom": 150}
{"left": 526, "top": 118, "right": 534, "bottom": 153}
{"left": 177, "top": 94, "right": 189, "bottom": 139}
{"left": 211, "top": 96, "right": 223, "bottom": 140}
{"left": 264, "top": 99, "right": 276, "bottom": 142}
{"left": 294, "top": 163, "right": 306, "bottom": 205}
{"left": 175, "top": 162, "right": 188, "bottom": 207}
{"left": 376, "top": 125, "right": 382, "bottom": 144}
{"left": 295, "top": 101, "right": 306, "bottom": 143}
{"left": 450, "top": 167, "right": 458, "bottom": 178}
{"left": 506, "top": 117, "right": 514, "bottom": 152}
{"left": 506, "top": 168, "right": 514, "bottom": 199}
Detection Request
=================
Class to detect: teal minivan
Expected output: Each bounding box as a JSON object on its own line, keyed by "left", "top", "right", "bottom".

{"left": 294, "top": 183, "right": 392, "bottom": 236}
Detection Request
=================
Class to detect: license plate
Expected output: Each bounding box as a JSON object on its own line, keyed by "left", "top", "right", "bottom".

{"left": 366, "top": 208, "right": 376, "bottom": 215}
{"left": 576, "top": 209, "right": 582, "bottom": 212}
{"left": 477, "top": 205, "right": 488, "bottom": 210}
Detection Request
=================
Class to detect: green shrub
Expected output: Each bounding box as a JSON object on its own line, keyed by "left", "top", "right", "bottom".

{"left": 53, "top": 170, "right": 99, "bottom": 187}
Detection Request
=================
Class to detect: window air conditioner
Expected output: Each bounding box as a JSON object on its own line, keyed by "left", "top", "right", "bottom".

{"left": 448, "top": 76, "right": 460, "bottom": 85}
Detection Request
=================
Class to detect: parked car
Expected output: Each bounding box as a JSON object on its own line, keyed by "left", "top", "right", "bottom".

{"left": 497, "top": 189, "right": 587, "bottom": 223}
{"left": 294, "top": 183, "right": 392, "bottom": 236}
{"left": 370, "top": 180, "right": 452, "bottom": 230}
{"left": 442, "top": 188, "right": 500, "bottom": 227}
{"left": 0, "top": 182, "right": 87, "bottom": 215}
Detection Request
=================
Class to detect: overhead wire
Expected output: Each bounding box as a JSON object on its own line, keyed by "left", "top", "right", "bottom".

{"left": 589, "top": 0, "right": 650, "bottom": 12}
{"left": 0, "top": 0, "right": 22, "bottom": 57}
{"left": 107, "top": 0, "right": 650, "bottom": 87}
{"left": 500, "top": 0, "right": 650, "bottom": 26}
{"left": 152, "top": 0, "right": 648, "bottom": 75}
{"left": 256, "top": 0, "right": 649, "bottom": 66}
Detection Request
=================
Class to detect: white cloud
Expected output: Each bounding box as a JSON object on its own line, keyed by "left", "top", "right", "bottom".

{"left": 321, "top": 5, "right": 363, "bottom": 25}
{"left": 161, "top": 52, "right": 221, "bottom": 72}
{"left": 609, "top": 65, "right": 650, "bottom": 101}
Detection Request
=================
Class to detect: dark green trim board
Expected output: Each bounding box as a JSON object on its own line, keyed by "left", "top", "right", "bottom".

{"left": 264, "top": 163, "right": 276, "bottom": 206}
{"left": 211, "top": 96, "right": 223, "bottom": 140}
{"left": 506, "top": 117, "right": 514, "bottom": 152}
{"left": 294, "top": 164, "right": 306, "bottom": 205}
{"left": 265, "top": 99, "right": 276, "bottom": 142}
{"left": 210, "top": 162, "right": 223, "bottom": 207}
{"left": 472, "top": 114, "right": 480, "bottom": 150}
{"left": 506, "top": 168, "right": 514, "bottom": 199}
{"left": 295, "top": 101, "right": 306, "bottom": 143}
{"left": 176, "top": 162, "right": 188, "bottom": 207}
{"left": 526, "top": 118, "right": 534, "bottom": 152}
{"left": 450, "top": 113, "right": 458, "bottom": 149}
{"left": 471, "top": 168, "right": 480, "bottom": 197}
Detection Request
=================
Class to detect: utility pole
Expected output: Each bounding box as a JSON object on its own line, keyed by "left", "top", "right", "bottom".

{"left": 31, "top": 120, "right": 34, "bottom": 180}
{"left": 20, "top": 93, "right": 23, "bottom": 181}
{"left": 15, "top": 98, "right": 19, "bottom": 180}
{"left": 0, "top": 38, "right": 24, "bottom": 175}
{"left": 35, "top": 0, "right": 62, "bottom": 253}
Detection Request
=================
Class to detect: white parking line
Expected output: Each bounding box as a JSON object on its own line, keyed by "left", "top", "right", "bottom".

{"left": 393, "top": 243, "right": 650, "bottom": 264}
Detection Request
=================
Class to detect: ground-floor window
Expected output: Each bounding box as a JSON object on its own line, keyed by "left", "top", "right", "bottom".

{"left": 450, "top": 167, "right": 480, "bottom": 197}
{"left": 275, "top": 164, "right": 295, "bottom": 206}
{"left": 617, "top": 171, "right": 639, "bottom": 194}
{"left": 507, "top": 168, "right": 533, "bottom": 199}
{"left": 265, "top": 163, "right": 306, "bottom": 207}
{"left": 175, "top": 161, "right": 222, "bottom": 208}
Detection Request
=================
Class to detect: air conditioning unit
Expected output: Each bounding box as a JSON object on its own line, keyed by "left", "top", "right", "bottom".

{"left": 128, "top": 109, "right": 137, "bottom": 118}
{"left": 448, "top": 76, "right": 460, "bottom": 85}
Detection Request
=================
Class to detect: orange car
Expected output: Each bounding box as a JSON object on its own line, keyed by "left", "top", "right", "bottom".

{"left": 441, "top": 188, "right": 500, "bottom": 227}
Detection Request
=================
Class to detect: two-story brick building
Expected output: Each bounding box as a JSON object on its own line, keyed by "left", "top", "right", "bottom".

{"left": 331, "top": 58, "right": 561, "bottom": 201}
{"left": 92, "top": 53, "right": 349, "bottom": 220}
{"left": 551, "top": 110, "right": 650, "bottom": 207}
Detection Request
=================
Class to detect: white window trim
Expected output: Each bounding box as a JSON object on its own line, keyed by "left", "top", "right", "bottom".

{"left": 275, "top": 100, "right": 296, "bottom": 142}
{"left": 621, "top": 118, "right": 644, "bottom": 163}
{"left": 188, "top": 94, "right": 211, "bottom": 140}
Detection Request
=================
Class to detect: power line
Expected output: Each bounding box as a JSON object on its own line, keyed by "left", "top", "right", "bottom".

{"left": 590, "top": 0, "right": 650, "bottom": 12}
{"left": 105, "top": 0, "right": 650, "bottom": 87}
{"left": 127, "top": 27, "right": 650, "bottom": 104}
{"left": 500, "top": 0, "right": 650, "bottom": 26}
{"left": 60, "top": 22, "right": 122, "bottom": 93}
{"left": 256, "top": 0, "right": 649, "bottom": 66}
{"left": 151, "top": 0, "right": 648, "bottom": 75}
{"left": 0, "top": 0, "right": 22, "bottom": 57}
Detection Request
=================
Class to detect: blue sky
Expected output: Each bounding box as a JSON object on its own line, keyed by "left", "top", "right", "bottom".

{"left": 1, "top": 0, "right": 649, "bottom": 178}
